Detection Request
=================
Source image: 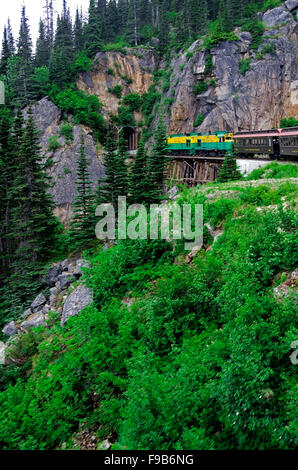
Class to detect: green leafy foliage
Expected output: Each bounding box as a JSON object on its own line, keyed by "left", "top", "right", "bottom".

{"left": 47, "top": 135, "right": 62, "bottom": 152}
{"left": 122, "top": 93, "right": 142, "bottom": 112}
{"left": 194, "top": 114, "right": 205, "bottom": 127}
{"left": 239, "top": 58, "right": 251, "bottom": 75}
{"left": 71, "top": 52, "right": 93, "bottom": 74}
{"left": 49, "top": 87, "right": 105, "bottom": 142}
{"left": 280, "top": 117, "right": 298, "bottom": 128}
{"left": 1, "top": 195, "right": 296, "bottom": 450}
{"left": 108, "top": 84, "right": 123, "bottom": 99}
{"left": 59, "top": 123, "right": 73, "bottom": 144}
{"left": 246, "top": 162, "right": 298, "bottom": 180}
{"left": 193, "top": 81, "right": 208, "bottom": 95}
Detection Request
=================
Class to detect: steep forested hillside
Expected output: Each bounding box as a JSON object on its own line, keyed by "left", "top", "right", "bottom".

{"left": 0, "top": 0, "right": 297, "bottom": 452}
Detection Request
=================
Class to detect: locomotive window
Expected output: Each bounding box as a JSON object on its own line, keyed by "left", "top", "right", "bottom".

{"left": 186, "top": 139, "right": 191, "bottom": 147}
{"left": 197, "top": 140, "right": 201, "bottom": 147}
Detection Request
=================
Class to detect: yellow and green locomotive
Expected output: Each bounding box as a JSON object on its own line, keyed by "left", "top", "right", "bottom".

{"left": 166, "top": 131, "right": 234, "bottom": 156}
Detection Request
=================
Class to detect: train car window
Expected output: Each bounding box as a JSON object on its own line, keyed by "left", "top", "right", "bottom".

{"left": 197, "top": 140, "right": 201, "bottom": 147}
{"left": 186, "top": 139, "right": 191, "bottom": 147}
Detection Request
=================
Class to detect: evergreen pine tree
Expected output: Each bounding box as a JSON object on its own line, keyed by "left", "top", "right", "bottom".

{"left": 74, "top": 8, "right": 84, "bottom": 53}
{"left": 69, "top": 133, "right": 96, "bottom": 248}
{"left": 7, "top": 19, "right": 15, "bottom": 55}
{"left": 0, "top": 108, "right": 13, "bottom": 276}
{"left": 114, "top": 129, "right": 129, "bottom": 200}
{"left": 147, "top": 116, "right": 168, "bottom": 201}
{"left": 35, "top": 19, "right": 50, "bottom": 67}
{"left": 16, "top": 6, "right": 34, "bottom": 106}
{"left": 6, "top": 108, "right": 59, "bottom": 304}
{"left": 126, "top": 0, "right": 140, "bottom": 46}
{"left": 0, "top": 27, "right": 12, "bottom": 76}
{"left": 84, "top": 0, "right": 103, "bottom": 58}
{"left": 97, "top": 125, "right": 118, "bottom": 207}
{"left": 217, "top": 145, "right": 241, "bottom": 182}
{"left": 129, "top": 137, "right": 150, "bottom": 204}
{"left": 49, "top": 0, "right": 74, "bottom": 86}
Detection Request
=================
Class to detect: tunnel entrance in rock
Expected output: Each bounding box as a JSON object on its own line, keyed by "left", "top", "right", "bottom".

{"left": 122, "top": 127, "right": 138, "bottom": 151}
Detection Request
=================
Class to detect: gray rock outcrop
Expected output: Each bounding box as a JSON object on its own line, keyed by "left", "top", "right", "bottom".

{"left": 2, "top": 321, "right": 18, "bottom": 337}
{"left": 0, "top": 342, "right": 6, "bottom": 365}
{"left": 166, "top": 5, "right": 298, "bottom": 134}
{"left": 263, "top": 6, "right": 293, "bottom": 27}
{"left": 24, "top": 98, "right": 105, "bottom": 226}
{"left": 20, "top": 313, "right": 46, "bottom": 331}
{"left": 31, "top": 293, "right": 47, "bottom": 312}
{"left": 61, "top": 285, "right": 93, "bottom": 326}
{"left": 285, "top": 0, "right": 298, "bottom": 11}
{"left": 45, "top": 264, "right": 63, "bottom": 287}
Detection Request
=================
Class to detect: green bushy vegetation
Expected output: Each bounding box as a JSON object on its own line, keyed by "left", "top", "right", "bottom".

{"left": 108, "top": 84, "right": 123, "bottom": 99}
{"left": 256, "top": 43, "right": 276, "bottom": 60}
{"left": 47, "top": 135, "right": 62, "bottom": 152}
{"left": 239, "top": 58, "right": 251, "bottom": 75}
{"left": 0, "top": 179, "right": 297, "bottom": 450}
{"left": 0, "top": 0, "right": 297, "bottom": 452}
{"left": 121, "top": 93, "right": 142, "bottom": 112}
{"left": 280, "top": 117, "right": 298, "bottom": 128}
{"left": 49, "top": 87, "right": 105, "bottom": 142}
{"left": 246, "top": 162, "right": 298, "bottom": 180}
{"left": 193, "top": 81, "right": 208, "bottom": 96}
{"left": 194, "top": 114, "right": 205, "bottom": 127}
{"left": 59, "top": 123, "right": 74, "bottom": 144}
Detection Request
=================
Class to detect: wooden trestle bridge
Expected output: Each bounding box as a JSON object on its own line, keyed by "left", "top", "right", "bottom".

{"left": 166, "top": 154, "right": 224, "bottom": 187}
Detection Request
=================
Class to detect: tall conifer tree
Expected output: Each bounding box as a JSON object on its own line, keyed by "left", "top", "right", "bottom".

{"left": 70, "top": 133, "right": 96, "bottom": 247}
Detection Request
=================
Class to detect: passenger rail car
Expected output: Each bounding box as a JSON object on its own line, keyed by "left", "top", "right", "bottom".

{"left": 233, "top": 128, "right": 298, "bottom": 160}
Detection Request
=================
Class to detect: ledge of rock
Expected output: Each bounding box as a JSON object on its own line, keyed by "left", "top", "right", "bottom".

{"left": 263, "top": 6, "right": 293, "bottom": 27}
{"left": 285, "top": 0, "right": 298, "bottom": 12}
{"left": 20, "top": 313, "right": 47, "bottom": 331}
{"left": 61, "top": 284, "right": 93, "bottom": 326}
{"left": 2, "top": 321, "right": 18, "bottom": 338}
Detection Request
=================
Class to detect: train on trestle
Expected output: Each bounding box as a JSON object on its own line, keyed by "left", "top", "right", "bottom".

{"left": 166, "top": 127, "right": 298, "bottom": 161}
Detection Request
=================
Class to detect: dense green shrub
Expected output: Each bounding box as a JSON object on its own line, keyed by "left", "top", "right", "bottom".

{"left": 280, "top": 116, "right": 298, "bottom": 128}
{"left": 193, "top": 81, "right": 208, "bottom": 95}
{"left": 242, "top": 20, "right": 264, "bottom": 50}
{"left": 141, "top": 86, "right": 161, "bottom": 117}
{"left": 122, "top": 93, "right": 142, "bottom": 112}
{"left": 108, "top": 84, "right": 123, "bottom": 99}
{"left": 0, "top": 188, "right": 296, "bottom": 450}
{"left": 247, "top": 162, "right": 298, "bottom": 180}
{"left": 115, "top": 106, "right": 136, "bottom": 126}
{"left": 48, "top": 135, "right": 62, "bottom": 152}
{"left": 71, "top": 52, "right": 93, "bottom": 74}
{"left": 239, "top": 58, "right": 251, "bottom": 75}
{"left": 49, "top": 87, "right": 105, "bottom": 142}
{"left": 194, "top": 114, "right": 204, "bottom": 127}
{"left": 59, "top": 123, "right": 73, "bottom": 144}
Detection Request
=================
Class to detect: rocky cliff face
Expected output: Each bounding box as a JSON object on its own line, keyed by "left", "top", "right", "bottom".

{"left": 27, "top": 2, "right": 298, "bottom": 222}
{"left": 77, "top": 48, "right": 157, "bottom": 119}
{"left": 168, "top": 3, "right": 298, "bottom": 133}
{"left": 25, "top": 98, "right": 105, "bottom": 226}
{"left": 75, "top": 2, "right": 298, "bottom": 135}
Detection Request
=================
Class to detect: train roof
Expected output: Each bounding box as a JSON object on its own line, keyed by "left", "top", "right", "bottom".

{"left": 168, "top": 131, "right": 230, "bottom": 137}
{"left": 234, "top": 127, "right": 298, "bottom": 138}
